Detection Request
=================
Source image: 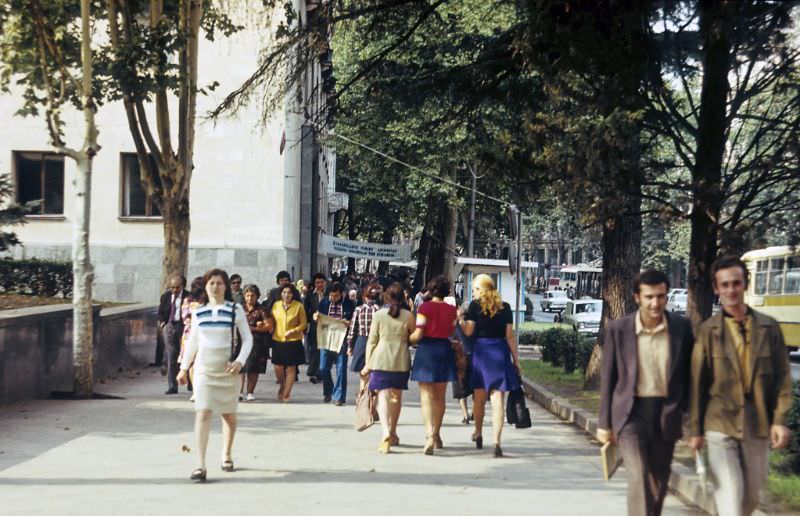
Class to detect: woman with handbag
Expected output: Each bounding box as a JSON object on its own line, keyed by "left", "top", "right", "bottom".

{"left": 177, "top": 269, "right": 253, "bottom": 481}
{"left": 239, "top": 284, "right": 273, "bottom": 401}
{"left": 410, "top": 275, "right": 458, "bottom": 455}
{"left": 458, "top": 274, "right": 520, "bottom": 458}
{"left": 360, "top": 283, "right": 415, "bottom": 453}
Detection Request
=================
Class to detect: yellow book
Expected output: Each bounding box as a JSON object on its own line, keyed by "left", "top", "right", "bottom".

{"left": 601, "top": 441, "right": 623, "bottom": 481}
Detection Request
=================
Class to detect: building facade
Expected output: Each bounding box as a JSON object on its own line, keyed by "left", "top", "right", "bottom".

{"left": 0, "top": 2, "right": 336, "bottom": 302}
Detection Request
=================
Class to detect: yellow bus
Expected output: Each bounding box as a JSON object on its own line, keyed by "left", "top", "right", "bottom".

{"left": 742, "top": 246, "right": 800, "bottom": 351}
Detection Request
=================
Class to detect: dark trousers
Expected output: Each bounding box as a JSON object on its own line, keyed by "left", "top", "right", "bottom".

{"left": 305, "top": 329, "right": 320, "bottom": 378}
{"left": 617, "top": 397, "right": 675, "bottom": 516}
{"left": 162, "top": 322, "right": 182, "bottom": 391}
{"left": 154, "top": 326, "right": 164, "bottom": 366}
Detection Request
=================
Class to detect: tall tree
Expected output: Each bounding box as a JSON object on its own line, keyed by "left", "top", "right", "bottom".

{"left": 0, "top": 0, "right": 101, "bottom": 397}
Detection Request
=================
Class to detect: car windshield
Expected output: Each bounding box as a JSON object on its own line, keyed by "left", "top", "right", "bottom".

{"left": 575, "top": 302, "right": 601, "bottom": 313}
{"left": 551, "top": 291, "right": 568, "bottom": 298}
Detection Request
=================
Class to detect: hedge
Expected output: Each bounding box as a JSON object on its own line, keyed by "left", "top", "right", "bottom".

{"left": 0, "top": 258, "right": 73, "bottom": 298}
{"left": 776, "top": 380, "right": 800, "bottom": 475}
{"left": 529, "top": 327, "right": 596, "bottom": 375}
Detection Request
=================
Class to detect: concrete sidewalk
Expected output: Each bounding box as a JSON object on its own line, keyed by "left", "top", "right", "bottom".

{"left": 0, "top": 366, "right": 701, "bottom": 516}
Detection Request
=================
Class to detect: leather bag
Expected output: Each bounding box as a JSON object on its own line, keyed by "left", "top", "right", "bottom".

{"left": 354, "top": 383, "right": 377, "bottom": 431}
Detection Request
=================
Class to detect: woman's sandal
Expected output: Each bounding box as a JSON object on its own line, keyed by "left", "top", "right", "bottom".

{"left": 190, "top": 468, "right": 207, "bottom": 482}
{"left": 472, "top": 432, "right": 483, "bottom": 449}
{"left": 221, "top": 460, "right": 234, "bottom": 472}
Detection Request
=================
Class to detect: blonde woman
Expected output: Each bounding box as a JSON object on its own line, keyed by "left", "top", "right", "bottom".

{"left": 458, "top": 274, "right": 520, "bottom": 457}
{"left": 178, "top": 269, "right": 253, "bottom": 481}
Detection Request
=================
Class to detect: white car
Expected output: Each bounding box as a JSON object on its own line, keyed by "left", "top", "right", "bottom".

{"left": 667, "top": 293, "right": 687, "bottom": 314}
{"left": 668, "top": 288, "right": 687, "bottom": 297}
{"left": 562, "top": 299, "right": 603, "bottom": 335}
{"left": 541, "top": 290, "right": 569, "bottom": 312}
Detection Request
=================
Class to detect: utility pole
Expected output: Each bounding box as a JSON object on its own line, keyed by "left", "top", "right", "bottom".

{"left": 467, "top": 162, "right": 478, "bottom": 256}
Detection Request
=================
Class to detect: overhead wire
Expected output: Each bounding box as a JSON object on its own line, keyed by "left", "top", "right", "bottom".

{"left": 329, "top": 132, "right": 510, "bottom": 206}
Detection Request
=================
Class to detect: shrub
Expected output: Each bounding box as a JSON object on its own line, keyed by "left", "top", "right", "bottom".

{"left": 540, "top": 327, "right": 574, "bottom": 368}
{"left": 576, "top": 335, "right": 596, "bottom": 375}
{"left": 776, "top": 380, "right": 800, "bottom": 475}
{"left": 518, "top": 330, "right": 538, "bottom": 347}
{"left": 0, "top": 258, "right": 73, "bottom": 297}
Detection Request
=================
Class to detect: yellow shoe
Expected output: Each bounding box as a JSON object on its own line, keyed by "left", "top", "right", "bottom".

{"left": 378, "top": 437, "right": 391, "bottom": 454}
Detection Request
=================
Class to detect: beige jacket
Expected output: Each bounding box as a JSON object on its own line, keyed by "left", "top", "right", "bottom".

{"left": 689, "top": 309, "right": 793, "bottom": 439}
{"left": 365, "top": 308, "right": 412, "bottom": 372}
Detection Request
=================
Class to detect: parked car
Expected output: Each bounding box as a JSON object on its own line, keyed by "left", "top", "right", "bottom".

{"left": 562, "top": 299, "right": 603, "bottom": 335}
{"left": 667, "top": 292, "right": 687, "bottom": 314}
{"left": 541, "top": 290, "right": 569, "bottom": 312}
{"left": 668, "top": 288, "right": 687, "bottom": 297}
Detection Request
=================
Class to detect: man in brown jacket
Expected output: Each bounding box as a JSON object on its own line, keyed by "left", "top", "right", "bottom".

{"left": 689, "top": 255, "right": 793, "bottom": 516}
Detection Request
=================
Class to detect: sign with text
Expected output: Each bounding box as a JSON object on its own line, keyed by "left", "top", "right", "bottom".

{"left": 320, "top": 234, "right": 412, "bottom": 262}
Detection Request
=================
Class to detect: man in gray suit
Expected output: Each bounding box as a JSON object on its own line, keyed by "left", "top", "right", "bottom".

{"left": 597, "top": 270, "right": 694, "bottom": 516}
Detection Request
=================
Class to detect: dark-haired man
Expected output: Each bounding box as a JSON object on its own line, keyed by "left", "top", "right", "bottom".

{"left": 315, "top": 282, "right": 354, "bottom": 405}
{"left": 689, "top": 255, "right": 792, "bottom": 516}
{"left": 304, "top": 272, "right": 328, "bottom": 382}
{"left": 264, "top": 270, "right": 292, "bottom": 311}
{"left": 598, "top": 270, "right": 694, "bottom": 516}
{"left": 158, "top": 274, "right": 189, "bottom": 395}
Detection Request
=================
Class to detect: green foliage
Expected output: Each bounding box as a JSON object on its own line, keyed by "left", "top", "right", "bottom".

{"left": 0, "top": 258, "right": 73, "bottom": 297}
{"left": 539, "top": 327, "right": 596, "bottom": 375}
{"left": 775, "top": 380, "right": 800, "bottom": 475}
{"left": 0, "top": 175, "right": 36, "bottom": 252}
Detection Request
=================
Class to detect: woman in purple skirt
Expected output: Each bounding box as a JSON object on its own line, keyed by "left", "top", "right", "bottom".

{"left": 361, "top": 283, "right": 415, "bottom": 453}
{"left": 458, "top": 274, "right": 520, "bottom": 457}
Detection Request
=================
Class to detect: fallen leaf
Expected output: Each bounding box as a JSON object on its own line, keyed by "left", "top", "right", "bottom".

{"left": 63, "top": 427, "right": 70, "bottom": 431}
{"left": 181, "top": 445, "right": 191, "bottom": 453}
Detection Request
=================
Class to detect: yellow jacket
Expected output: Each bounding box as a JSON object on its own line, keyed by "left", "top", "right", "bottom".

{"left": 271, "top": 300, "right": 307, "bottom": 342}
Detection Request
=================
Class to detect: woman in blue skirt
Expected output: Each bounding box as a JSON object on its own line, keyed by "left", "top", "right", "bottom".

{"left": 361, "top": 283, "right": 415, "bottom": 453}
{"left": 458, "top": 274, "right": 520, "bottom": 457}
{"left": 410, "top": 275, "right": 458, "bottom": 455}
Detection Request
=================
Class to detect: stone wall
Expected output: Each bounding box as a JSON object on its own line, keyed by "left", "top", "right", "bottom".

{"left": 0, "top": 303, "right": 158, "bottom": 404}
{"left": 8, "top": 244, "right": 293, "bottom": 302}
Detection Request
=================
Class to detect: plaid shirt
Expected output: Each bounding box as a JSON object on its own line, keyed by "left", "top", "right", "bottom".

{"left": 327, "top": 301, "right": 343, "bottom": 320}
{"left": 347, "top": 301, "right": 378, "bottom": 346}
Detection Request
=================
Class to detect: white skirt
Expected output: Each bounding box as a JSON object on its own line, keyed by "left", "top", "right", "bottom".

{"left": 194, "top": 347, "right": 239, "bottom": 414}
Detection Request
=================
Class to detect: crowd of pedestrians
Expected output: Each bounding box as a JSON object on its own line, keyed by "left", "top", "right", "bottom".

{"left": 157, "top": 256, "right": 793, "bottom": 516}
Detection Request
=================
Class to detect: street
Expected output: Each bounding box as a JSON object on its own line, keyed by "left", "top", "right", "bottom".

{"left": 0, "top": 366, "right": 702, "bottom": 515}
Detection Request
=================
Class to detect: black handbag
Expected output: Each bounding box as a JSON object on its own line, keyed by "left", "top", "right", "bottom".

{"left": 506, "top": 376, "right": 532, "bottom": 429}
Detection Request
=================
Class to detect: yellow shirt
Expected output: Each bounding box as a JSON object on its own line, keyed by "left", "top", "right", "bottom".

{"left": 271, "top": 300, "right": 307, "bottom": 342}
{"left": 635, "top": 313, "right": 670, "bottom": 397}
{"left": 724, "top": 314, "right": 753, "bottom": 394}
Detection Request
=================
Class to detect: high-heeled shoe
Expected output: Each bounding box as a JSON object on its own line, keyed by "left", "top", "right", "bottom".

{"left": 423, "top": 437, "right": 435, "bottom": 455}
{"left": 389, "top": 433, "right": 400, "bottom": 446}
{"left": 472, "top": 432, "right": 483, "bottom": 449}
{"left": 433, "top": 434, "right": 443, "bottom": 449}
{"left": 462, "top": 415, "right": 470, "bottom": 424}
{"left": 221, "top": 459, "right": 234, "bottom": 472}
{"left": 493, "top": 445, "right": 503, "bottom": 458}
{"left": 378, "top": 437, "right": 391, "bottom": 454}
{"left": 190, "top": 467, "right": 207, "bottom": 482}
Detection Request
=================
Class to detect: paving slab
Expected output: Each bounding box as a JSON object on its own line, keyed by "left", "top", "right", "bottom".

{"left": 0, "top": 366, "right": 702, "bottom": 516}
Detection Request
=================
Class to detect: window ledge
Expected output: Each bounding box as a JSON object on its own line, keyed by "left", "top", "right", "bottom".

{"left": 24, "top": 215, "right": 66, "bottom": 221}
{"left": 118, "top": 216, "right": 163, "bottom": 223}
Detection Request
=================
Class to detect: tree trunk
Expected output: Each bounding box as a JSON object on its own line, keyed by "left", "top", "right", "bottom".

{"left": 71, "top": 0, "right": 99, "bottom": 398}
{"left": 347, "top": 190, "right": 356, "bottom": 275}
{"left": 687, "top": 0, "right": 732, "bottom": 330}
{"left": 426, "top": 200, "right": 451, "bottom": 281}
{"left": 161, "top": 189, "right": 191, "bottom": 285}
{"left": 414, "top": 204, "right": 435, "bottom": 292}
{"left": 377, "top": 225, "right": 395, "bottom": 277}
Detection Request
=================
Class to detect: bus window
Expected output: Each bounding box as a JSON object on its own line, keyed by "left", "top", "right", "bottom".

{"left": 787, "top": 256, "right": 800, "bottom": 294}
{"left": 768, "top": 258, "right": 785, "bottom": 295}
{"left": 755, "top": 260, "right": 768, "bottom": 295}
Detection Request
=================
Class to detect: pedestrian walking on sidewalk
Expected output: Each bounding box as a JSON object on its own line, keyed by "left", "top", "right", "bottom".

{"left": 348, "top": 283, "right": 381, "bottom": 392}
{"left": 410, "top": 275, "right": 458, "bottom": 455}
{"left": 361, "top": 283, "right": 415, "bottom": 453}
{"left": 270, "top": 284, "right": 307, "bottom": 402}
{"left": 304, "top": 273, "right": 328, "bottom": 382}
{"left": 688, "top": 256, "right": 793, "bottom": 516}
{"left": 159, "top": 274, "right": 189, "bottom": 395}
{"left": 457, "top": 274, "right": 520, "bottom": 458}
{"left": 240, "top": 285, "right": 273, "bottom": 401}
{"left": 177, "top": 269, "right": 253, "bottom": 482}
{"left": 597, "top": 269, "right": 694, "bottom": 516}
{"left": 315, "top": 282, "right": 355, "bottom": 405}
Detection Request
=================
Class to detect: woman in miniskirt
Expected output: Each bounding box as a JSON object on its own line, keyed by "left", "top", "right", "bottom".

{"left": 458, "top": 273, "right": 520, "bottom": 458}
{"left": 410, "top": 275, "right": 458, "bottom": 455}
{"left": 361, "top": 283, "right": 415, "bottom": 453}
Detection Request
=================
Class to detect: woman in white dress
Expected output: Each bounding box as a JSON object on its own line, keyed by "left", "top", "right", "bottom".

{"left": 177, "top": 268, "right": 253, "bottom": 482}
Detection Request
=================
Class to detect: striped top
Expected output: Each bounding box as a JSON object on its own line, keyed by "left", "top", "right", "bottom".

{"left": 180, "top": 302, "right": 253, "bottom": 372}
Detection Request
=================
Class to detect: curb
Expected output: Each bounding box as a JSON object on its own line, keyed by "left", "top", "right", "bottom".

{"left": 519, "top": 375, "right": 767, "bottom": 516}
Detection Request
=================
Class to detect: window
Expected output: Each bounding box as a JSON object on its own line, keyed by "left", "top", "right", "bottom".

{"left": 768, "top": 258, "right": 785, "bottom": 295}
{"left": 754, "top": 259, "right": 768, "bottom": 295}
{"left": 14, "top": 151, "right": 64, "bottom": 215}
{"left": 120, "top": 153, "right": 160, "bottom": 217}
{"left": 785, "top": 256, "right": 800, "bottom": 294}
